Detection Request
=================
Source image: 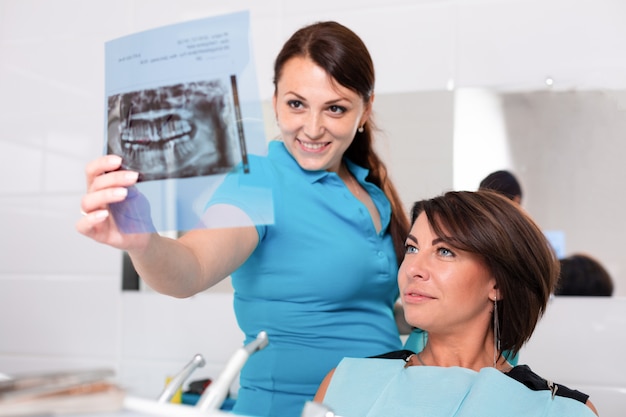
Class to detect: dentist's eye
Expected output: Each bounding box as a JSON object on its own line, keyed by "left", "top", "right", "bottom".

{"left": 328, "top": 105, "right": 346, "bottom": 114}
{"left": 287, "top": 100, "right": 304, "bottom": 109}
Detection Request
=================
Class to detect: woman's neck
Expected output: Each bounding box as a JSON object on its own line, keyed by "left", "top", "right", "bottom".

{"left": 415, "top": 334, "right": 511, "bottom": 372}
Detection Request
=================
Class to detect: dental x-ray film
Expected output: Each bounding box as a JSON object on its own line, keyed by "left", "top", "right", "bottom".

{"left": 104, "top": 11, "right": 271, "bottom": 234}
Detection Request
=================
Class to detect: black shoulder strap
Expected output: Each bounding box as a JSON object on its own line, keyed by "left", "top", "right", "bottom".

{"left": 506, "top": 365, "right": 589, "bottom": 404}
{"left": 368, "top": 349, "right": 416, "bottom": 361}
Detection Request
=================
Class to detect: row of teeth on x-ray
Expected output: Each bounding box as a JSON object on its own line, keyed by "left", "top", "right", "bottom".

{"left": 120, "top": 116, "right": 193, "bottom": 145}
{"left": 121, "top": 133, "right": 205, "bottom": 165}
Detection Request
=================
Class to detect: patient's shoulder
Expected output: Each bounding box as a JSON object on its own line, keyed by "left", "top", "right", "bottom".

{"left": 507, "top": 365, "right": 589, "bottom": 404}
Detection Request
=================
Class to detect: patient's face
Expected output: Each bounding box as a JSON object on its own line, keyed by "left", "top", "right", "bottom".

{"left": 398, "top": 213, "right": 497, "bottom": 334}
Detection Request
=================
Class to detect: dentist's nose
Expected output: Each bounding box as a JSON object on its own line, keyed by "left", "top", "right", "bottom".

{"left": 303, "top": 113, "right": 324, "bottom": 140}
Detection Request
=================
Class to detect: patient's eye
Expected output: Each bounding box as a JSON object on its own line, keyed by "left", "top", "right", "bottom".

{"left": 404, "top": 243, "right": 418, "bottom": 254}
{"left": 437, "top": 247, "right": 455, "bottom": 257}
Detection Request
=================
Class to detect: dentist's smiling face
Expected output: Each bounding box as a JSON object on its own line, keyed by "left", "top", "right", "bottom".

{"left": 273, "top": 56, "right": 371, "bottom": 173}
{"left": 398, "top": 212, "right": 497, "bottom": 335}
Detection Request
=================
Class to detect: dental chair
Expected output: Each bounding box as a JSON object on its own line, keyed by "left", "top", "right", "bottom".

{"left": 0, "top": 331, "right": 336, "bottom": 417}
{"left": 124, "top": 331, "right": 269, "bottom": 417}
{"left": 124, "top": 330, "right": 338, "bottom": 417}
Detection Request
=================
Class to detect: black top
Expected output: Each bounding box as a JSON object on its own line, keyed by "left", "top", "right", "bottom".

{"left": 370, "top": 350, "right": 589, "bottom": 404}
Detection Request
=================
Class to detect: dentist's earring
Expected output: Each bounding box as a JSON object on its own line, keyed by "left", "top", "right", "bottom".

{"left": 357, "top": 125, "right": 364, "bottom": 133}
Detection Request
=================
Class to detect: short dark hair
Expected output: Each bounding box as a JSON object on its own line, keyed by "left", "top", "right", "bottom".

{"left": 479, "top": 170, "right": 522, "bottom": 202}
{"left": 409, "top": 190, "right": 559, "bottom": 355}
{"left": 556, "top": 254, "right": 614, "bottom": 296}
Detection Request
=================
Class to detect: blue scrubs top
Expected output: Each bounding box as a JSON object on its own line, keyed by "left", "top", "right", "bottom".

{"left": 208, "top": 141, "right": 402, "bottom": 417}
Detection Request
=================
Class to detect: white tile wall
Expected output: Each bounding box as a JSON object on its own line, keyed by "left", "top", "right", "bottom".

{"left": 520, "top": 297, "right": 626, "bottom": 417}
{"left": 0, "top": 273, "right": 120, "bottom": 379}
{"left": 1, "top": 1, "right": 625, "bottom": 416}
{"left": 455, "top": 0, "right": 626, "bottom": 90}
{"left": 118, "top": 292, "right": 242, "bottom": 399}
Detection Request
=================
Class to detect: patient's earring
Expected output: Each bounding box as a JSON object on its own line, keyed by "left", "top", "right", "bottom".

{"left": 493, "top": 297, "right": 501, "bottom": 368}
{"left": 358, "top": 124, "right": 364, "bottom": 133}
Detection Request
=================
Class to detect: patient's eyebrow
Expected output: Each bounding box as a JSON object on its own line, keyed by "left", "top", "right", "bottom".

{"left": 407, "top": 233, "right": 449, "bottom": 247}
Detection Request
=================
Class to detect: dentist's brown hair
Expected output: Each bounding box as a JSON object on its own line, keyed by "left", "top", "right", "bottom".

{"left": 273, "top": 21, "right": 409, "bottom": 264}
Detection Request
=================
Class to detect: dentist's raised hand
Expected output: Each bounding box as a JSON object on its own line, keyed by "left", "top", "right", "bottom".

{"left": 76, "top": 154, "right": 151, "bottom": 251}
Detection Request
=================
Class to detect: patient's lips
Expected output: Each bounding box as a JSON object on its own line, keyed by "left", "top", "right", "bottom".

{"left": 403, "top": 289, "right": 435, "bottom": 304}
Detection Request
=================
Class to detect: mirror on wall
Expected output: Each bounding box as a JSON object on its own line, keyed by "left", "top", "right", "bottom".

{"left": 124, "top": 89, "right": 625, "bottom": 297}
{"left": 453, "top": 88, "right": 625, "bottom": 296}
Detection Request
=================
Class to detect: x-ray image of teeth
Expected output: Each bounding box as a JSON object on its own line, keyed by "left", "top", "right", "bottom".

{"left": 107, "top": 79, "right": 240, "bottom": 182}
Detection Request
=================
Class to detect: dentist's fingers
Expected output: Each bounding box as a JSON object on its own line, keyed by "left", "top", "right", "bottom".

{"left": 79, "top": 186, "right": 129, "bottom": 216}
{"left": 76, "top": 208, "right": 111, "bottom": 232}
{"left": 85, "top": 155, "right": 123, "bottom": 189}
{"left": 81, "top": 154, "right": 138, "bottom": 216}
{"left": 89, "top": 169, "right": 140, "bottom": 195}
{"left": 77, "top": 154, "right": 150, "bottom": 250}
{"left": 85, "top": 156, "right": 139, "bottom": 193}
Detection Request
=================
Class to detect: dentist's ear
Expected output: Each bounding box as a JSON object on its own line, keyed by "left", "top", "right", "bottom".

{"left": 360, "top": 93, "right": 374, "bottom": 127}
{"left": 272, "top": 95, "right": 278, "bottom": 125}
